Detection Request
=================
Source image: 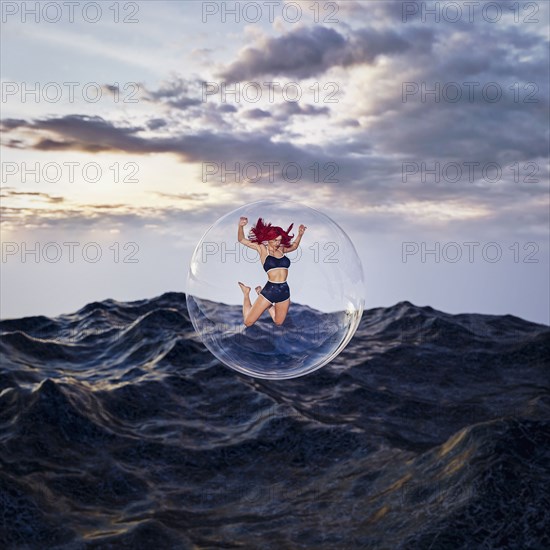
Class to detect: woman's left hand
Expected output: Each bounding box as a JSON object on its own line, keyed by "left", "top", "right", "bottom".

{"left": 298, "top": 224, "right": 307, "bottom": 235}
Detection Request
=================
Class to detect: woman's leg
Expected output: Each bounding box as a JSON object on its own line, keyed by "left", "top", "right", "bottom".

{"left": 239, "top": 282, "right": 273, "bottom": 327}
{"left": 238, "top": 282, "right": 252, "bottom": 318}
{"left": 244, "top": 294, "right": 274, "bottom": 327}
{"left": 256, "top": 286, "right": 276, "bottom": 322}
{"left": 274, "top": 298, "right": 290, "bottom": 325}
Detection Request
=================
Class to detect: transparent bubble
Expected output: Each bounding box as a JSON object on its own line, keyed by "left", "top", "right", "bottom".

{"left": 186, "top": 199, "right": 365, "bottom": 379}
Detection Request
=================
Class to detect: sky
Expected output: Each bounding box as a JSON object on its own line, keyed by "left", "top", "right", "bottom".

{"left": 1, "top": 0, "right": 549, "bottom": 324}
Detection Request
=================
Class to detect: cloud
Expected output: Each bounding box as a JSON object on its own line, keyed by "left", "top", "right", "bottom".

{"left": 147, "top": 118, "right": 169, "bottom": 130}
{"left": 143, "top": 76, "right": 204, "bottom": 111}
{"left": 2, "top": 118, "right": 27, "bottom": 130}
{"left": 151, "top": 191, "right": 209, "bottom": 201}
{"left": 216, "top": 25, "right": 417, "bottom": 82}
{"left": 272, "top": 102, "right": 330, "bottom": 118}
{"left": 1, "top": 8, "right": 547, "bottom": 236}
{"left": 1, "top": 115, "right": 146, "bottom": 153}
{"left": 243, "top": 108, "right": 271, "bottom": 119}
{"left": 1, "top": 189, "right": 65, "bottom": 204}
{"left": 0, "top": 113, "right": 372, "bottom": 187}
{"left": 0, "top": 115, "right": 399, "bottom": 221}
{"left": 0, "top": 201, "right": 230, "bottom": 233}
{"left": 218, "top": 104, "right": 238, "bottom": 113}
{"left": 345, "top": 23, "right": 549, "bottom": 166}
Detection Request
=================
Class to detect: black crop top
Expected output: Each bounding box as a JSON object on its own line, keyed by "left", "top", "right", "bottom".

{"left": 263, "top": 254, "right": 291, "bottom": 272}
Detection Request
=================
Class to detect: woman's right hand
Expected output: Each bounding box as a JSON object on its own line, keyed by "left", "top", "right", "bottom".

{"left": 239, "top": 216, "right": 248, "bottom": 226}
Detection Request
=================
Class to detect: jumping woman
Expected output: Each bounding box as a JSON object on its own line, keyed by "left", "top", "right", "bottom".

{"left": 237, "top": 216, "right": 307, "bottom": 327}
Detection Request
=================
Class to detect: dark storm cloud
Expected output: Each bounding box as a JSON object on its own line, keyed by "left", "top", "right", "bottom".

{"left": 230, "top": 102, "right": 329, "bottom": 120}
{"left": 143, "top": 77, "right": 204, "bottom": 111}
{"left": 217, "top": 25, "right": 417, "bottom": 82}
{"left": 164, "top": 96, "right": 201, "bottom": 110}
{"left": 359, "top": 19, "right": 549, "bottom": 166}
{"left": 367, "top": 102, "right": 548, "bottom": 163}
{"left": 0, "top": 113, "right": 372, "bottom": 186}
{"left": 1, "top": 118, "right": 27, "bottom": 129}
{"left": 5, "top": 139, "right": 24, "bottom": 148}
{"left": 2, "top": 5, "right": 548, "bottom": 218}
{"left": 34, "top": 138, "right": 83, "bottom": 151}
{"left": 2, "top": 115, "right": 147, "bottom": 153}
{"left": 339, "top": 118, "right": 361, "bottom": 128}
{"left": 273, "top": 102, "right": 329, "bottom": 118}
{"left": 147, "top": 118, "right": 168, "bottom": 130}
{"left": 218, "top": 104, "right": 237, "bottom": 113}
{"left": 243, "top": 108, "right": 271, "bottom": 119}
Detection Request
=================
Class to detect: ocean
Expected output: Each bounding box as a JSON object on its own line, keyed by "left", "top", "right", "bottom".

{"left": 1, "top": 292, "right": 549, "bottom": 549}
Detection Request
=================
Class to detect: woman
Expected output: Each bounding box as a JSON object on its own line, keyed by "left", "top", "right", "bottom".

{"left": 237, "top": 216, "right": 307, "bottom": 327}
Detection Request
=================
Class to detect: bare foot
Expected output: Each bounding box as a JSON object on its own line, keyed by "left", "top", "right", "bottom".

{"left": 238, "top": 281, "right": 251, "bottom": 294}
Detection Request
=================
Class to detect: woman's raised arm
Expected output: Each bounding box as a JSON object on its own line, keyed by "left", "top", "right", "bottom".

{"left": 237, "top": 217, "right": 261, "bottom": 251}
{"left": 283, "top": 224, "right": 307, "bottom": 253}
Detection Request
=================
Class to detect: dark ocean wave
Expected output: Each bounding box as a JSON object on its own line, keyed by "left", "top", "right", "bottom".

{"left": 1, "top": 292, "right": 549, "bottom": 549}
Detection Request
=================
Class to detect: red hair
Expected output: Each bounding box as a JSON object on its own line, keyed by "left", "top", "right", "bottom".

{"left": 248, "top": 217, "right": 294, "bottom": 247}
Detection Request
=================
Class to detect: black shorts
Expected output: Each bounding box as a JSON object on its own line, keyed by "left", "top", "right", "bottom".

{"left": 260, "top": 281, "right": 290, "bottom": 304}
